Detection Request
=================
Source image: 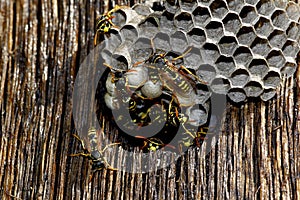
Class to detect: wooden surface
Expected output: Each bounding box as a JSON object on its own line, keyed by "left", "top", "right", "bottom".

{"left": 0, "top": 0, "right": 299, "bottom": 199}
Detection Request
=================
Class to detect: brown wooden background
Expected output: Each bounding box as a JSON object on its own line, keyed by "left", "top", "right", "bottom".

{"left": 0, "top": 0, "right": 299, "bottom": 199}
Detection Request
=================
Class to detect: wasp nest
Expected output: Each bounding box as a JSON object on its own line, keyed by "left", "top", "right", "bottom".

{"left": 98, "top": 0, "right": 300, "bottom": 103}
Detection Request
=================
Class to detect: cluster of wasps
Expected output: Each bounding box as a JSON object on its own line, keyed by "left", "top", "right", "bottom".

{"left": 104, "top": 46, "right": 209, "bottom": 149}
{"left": 72, "top": 5, "right": 210, "bottom": 173}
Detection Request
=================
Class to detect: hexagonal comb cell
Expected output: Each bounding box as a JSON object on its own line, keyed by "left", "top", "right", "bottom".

{"left": 174, "top": 12, "right": 194, "bottom": 31}
{"left": 244, "top": 81, "right": 263, "bottom": 97}
{"left": 230, "top": 69, "right": 250, "bottom": 87}
{"left": 196, "top": 64, "right": 216, "bottom": 83}
{"left": 186, "top": 104, "right": 209, "bottom": 126}
{"left": 250, "top": 37, "right": 271, "bottom": 57}
{"left": 192, "top": 6, "right": 211, "bottom": 27}
{"left": 268, "top": 29, "right": 287, "bottom": 49}
{"left": 226, "top": 0, "right": 244, "bottom": 13}
{"left": 120, "top": 25, "right": 138, "bottom": 45}
{"left": 218, "top": 36, "right": 238, "bottom": 55}
{"left": 201, "top": 43, "right": 221, "bottom": 64}
{"left": 179, "top": 0, "right": 197, "bottom": 11}
{"left": 271, "top": 10, "right": 290, "bottom": 31}
{"left": 233, "top": 47, "right": 253, "bottom": 67}
{"left": 138, "top": 17, "right": 159, "bottom": 38}
{"left": 101, "top": 49, "right": 113, "bottom": 65}
{"left": 286, "top": 22, "right": 300, "bottom": 41}
{"left": 256, "top": 0, "right": 275, "bottom": 16}
{"left": 248, "top": 59, "right": 269, "bottom": 78}
{"left": 281, "top": 61, "right": 297, "bottom": 78}
{"left": 182, "top": 46, "right": 202, "bottom": 69}
{"left": 130, "top": 37, "right": 153, "bottom": 64}
{"left": 187, "top": 28, "right": 206, "bottom": 46}
{"left": 228, "top": 88, "right": 247, "bottom": 103}
{"left": 132, "top": 4, "right": 153, "bottom": 16}
{"left": 266, "top": 50, "right": 285, "bottom": 69}
{"left": 210, "top": 77, "right": 231, "bottom": 94}
{"left": 111, "top": 10, "right": 127, "bottom": 27}
{"left": 103, "top": 30, "right": 122, "bottom": 52}
{"left": 170, "top": 31, "right": 189, "bottom": 53}
{"left": 222, "top": 13, "right": 242, "bottom": 34}
{"left": 254, "top": 17, "right": 273, "bottom": 38}
{"left": 164, "top": 0, "right": 179, "bottom": 14}
{"left": 286, "top": 2, "right": 300, "bottom": 22}
{"left": 209, "top": 0, "right": 228, "bottom": 19}
{"left": 215, "top": 56, "right": 236, "bottom": 77}
{"left": 263, "top": 71, "right": 281, "bottom": 88}
{"left": 282, "top": 40, "right": 300, "bottom": 58}
{"left": 260, "top": 89, "right": 276, "bottom": 101}
{"left": 237, "top": 26, "right": 256, "bottom": 46}
{"left": 240, "top": 6, "right": 259, "bottom": 25}
{"left": 160, "top": 11, "right": 176, "bottom": 34}
{"left": 205, "top": 21, "right": 224, "bottom": 42}
{"left": 273, "top": 0, "right": 288, "bottom": 9}
{"left": 244, "top": 0, "right": 259, "bottom": 5}
{"left": 111, "top": 54, "right": 129, "bottom": 70}
{"left": 153, "top": 33, "right": 171, "bottom": 52}
{"left": 197, "top": 0, "right": 213, "bottom": 6}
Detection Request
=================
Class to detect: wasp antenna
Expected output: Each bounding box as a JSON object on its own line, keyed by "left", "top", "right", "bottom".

{"left": 102, "top": 142, "right": 121, "bottom": 152}
{"left": 72, "top": 134, "right": 88, "bottom": 150}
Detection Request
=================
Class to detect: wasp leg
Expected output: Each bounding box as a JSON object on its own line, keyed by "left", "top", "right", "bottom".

{"left": 72, "top": 134, "right": 88, "bottom": 150}
{"left": 69, "top": 152, "right": 91, "bottom": 157}
{"left": 103, "top": 62, "right": 115, "bottom": 70}
{"left": 132, "top": 61, "right": 144, "bottom": 67}
{"left": 178, "top": 65, "right": 207, "bottom": 84}
{"left": 100, "top": 155, "right": 119, "bottom": 171}
{"left": 171, "top": 47, "right": 192, "bottom": 62}
{"left": 94, "top": 31, "right": 99, "bottom": 46}
{"left": 103, "top": 63, "right": 125, "bottom": 73}
{"left": 101, "top": 142, "right": 121, "bottom": 152}
{"left": 106, "top": 165, "right": 118, "bottom": 171}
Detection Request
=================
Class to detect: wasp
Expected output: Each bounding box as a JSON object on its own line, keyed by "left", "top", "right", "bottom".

{"left": 70, "top": 127, "right": 120, "bottom": 172}
{"left": 94, "top": 5, "right": 129, "bottom": 45}
{"left": 146, "top": 48, "right": 207, "bottom": 85}
{"left": 180, "top": 126, "right": 209, "bottom": 147}
{"left": 118, "top": 92, "right": 169, "bottom": 129}
{"left": 140, "top": 49, "right": 206, "bottom": 106}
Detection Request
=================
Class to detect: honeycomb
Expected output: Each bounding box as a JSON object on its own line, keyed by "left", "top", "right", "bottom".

{"left": 98, "top": 0, "right": 300, "bottom": 103}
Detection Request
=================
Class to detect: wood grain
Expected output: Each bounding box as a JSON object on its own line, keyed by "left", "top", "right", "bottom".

{"left": 0, "top": 0, "right": 299, "bottom": 199}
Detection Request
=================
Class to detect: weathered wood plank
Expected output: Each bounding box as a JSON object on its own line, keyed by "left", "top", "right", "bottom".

{"left": 0, "top": 0, "right": 299, "bottom": 199}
